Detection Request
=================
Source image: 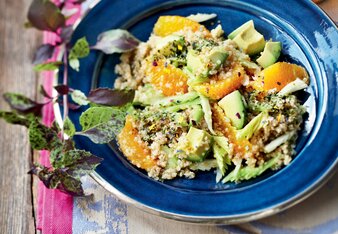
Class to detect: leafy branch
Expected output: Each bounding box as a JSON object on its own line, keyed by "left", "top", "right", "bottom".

{"left": 0, "top": 0, "right": 140, "bottom": 196}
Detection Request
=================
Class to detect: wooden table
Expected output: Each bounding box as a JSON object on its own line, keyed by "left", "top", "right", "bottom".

{"left": 0, "top": 1, "right": 336, "bottom": 233}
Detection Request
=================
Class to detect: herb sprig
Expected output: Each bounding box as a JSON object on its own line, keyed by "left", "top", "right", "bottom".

{"left": 0, "top": 0, "right": 139, "bottom": 196}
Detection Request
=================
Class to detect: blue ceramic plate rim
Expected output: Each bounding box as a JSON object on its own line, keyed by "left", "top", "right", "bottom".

{"left": 63, "top": 0, "right": 338, "bottom": 223}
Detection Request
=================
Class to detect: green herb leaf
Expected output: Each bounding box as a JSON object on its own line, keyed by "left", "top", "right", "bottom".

{"left": 27, "top": 0, "right": 66, "bottom": 32}
{"left": 34, "top": 61, "right": 63, "bottom": 71}
{"left": 88, "top": 88, "right": 135, "bottom": 106}
{"left": 69, "top": 59, "right": 80, "bottom": 71}
{"left": 71, "top": 90, "right": 89, "bottom": 106}
{"left": 3, "top": 93, "right": 44, "bottom": 116}
{"left": 92, "top": 29, "right": 140, "bottom": 54}
{"left": 0, "top": 111, "right": 31, "bottom": 127}
{"left": 63, "top": 117, "right": 76, "bottom": 137}
{"left": 28, "top": 119, "right": 62, "bottom": 150}
{"left": 68, "top": 37, "right": 90, "bottom": 71}
{"left": 78, "top": 104, "right": 132, "bottom": 144}
{"left": 79, "top": 106, "right": 117, "bottom": 131}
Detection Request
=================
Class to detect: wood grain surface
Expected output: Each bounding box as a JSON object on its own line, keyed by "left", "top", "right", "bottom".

{"left": 0, "top": 0, "right": 41, "bottom": 233}
{"left": 0, "top": 1, "right": 336, "bottom": 234}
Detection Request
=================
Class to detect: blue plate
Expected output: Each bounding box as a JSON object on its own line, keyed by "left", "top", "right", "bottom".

{"left": 65, "top": 0, "right": 338, "bottom": 223}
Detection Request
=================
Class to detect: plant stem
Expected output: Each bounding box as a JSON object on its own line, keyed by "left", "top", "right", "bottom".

{"left": 62, "top": 46, "right": 69, "bottom": 140}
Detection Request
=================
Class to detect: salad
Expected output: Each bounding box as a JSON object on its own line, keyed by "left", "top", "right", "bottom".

{"left": 113, "top": 15, "right": 309, "bottom": 183}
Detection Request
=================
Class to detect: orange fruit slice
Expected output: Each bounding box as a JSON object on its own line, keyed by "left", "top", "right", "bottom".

{"left": 117, "top": 116, "right": 156, "bottom": 171}
{"left": 147, "top": 59, "right": 188, "bottom": 96}
{"left": 192, "top": 64, "right": 245, "bottom": 100}
{"left": 212, "top": 104, "right": 253, "bottom": 157}
{"left": 253, "top": 62, "right": 308, "bottom": 91}
{"left": 153, "top": 16, "right": 210, "bottom": 37}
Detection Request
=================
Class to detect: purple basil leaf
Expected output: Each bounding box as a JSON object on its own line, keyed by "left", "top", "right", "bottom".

{"left": 54, "top": 84, "right": 70, "bottom": 95}
{"left": 33, "top": 44, "right": 55, "bottom": 65}
{"left": 28, "top": 164, "right": 55, "bottom": 188}
{"left": 55, "top": 172, "right": 85, "bottom": 196}
{"left": 60, "top": 25, "right": 73, "bottom": 44}
{"left": 55, "top": 150, "right": 103, "bottom": 177}
{"left": 28, "top": 165, "right": 85, "bottom": 196}
{"left": 68, "top": 102, "right": 81, "bottom": 110}
{"left": 72, "top": 0, "right": 87, "bottom": 4}
{"left": 27, "top": 0, "right": 66, "bottom": 32}
{"left": 88, "top": 88, "right": 135, "bottom": 106}
{"left": 40, "top": 85, "right": 52, "bottom": 99}
{"left": 3, "top": 93, "right": 44, "bottom": 116}
{"left": 91, "top": 29, "right": 140, "bottom": 54}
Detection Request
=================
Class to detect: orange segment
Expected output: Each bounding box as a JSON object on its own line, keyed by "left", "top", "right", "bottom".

{"left": 147, "top": 59, "right": 188, "bottom": 96}
{"left": 117, "top": 116, "right": 156, "bottom": 171}
{"left": 212, "top": 104, "right": 253, "bottom": 157}
{"left": 153, "top": 16, "right": 210, "bottom": 37}
{"left": 254, "top": 62, "right": 308, "bottom": 91}
{"left": 192, "top": 64, "right": 245, "bottom": 100}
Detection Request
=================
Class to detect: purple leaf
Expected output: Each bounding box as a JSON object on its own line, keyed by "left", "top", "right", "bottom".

{"left": 60, "top": 25, "right": 73, "bottom": 44}
{"left": 88, "top": 88, "right": 135, "bottom": 106}
{"left": 40, "top": 85, "right": 52, "bottom": 99}
{"left": 55, "top": 172, "right": 85, "bottom": 196}
{"left": 3, "top": 93, "right": 44, "bottom": 116}
{"left": 27, "top": 0, "right": 66, "bottom": 32}
{"left": 67, "top": 103, "right": 81, "bottom": 110}
{"left": 33, "top": 44, "right": 55, "bottom": 65}
{"left": 28, "top": 165, "right": 85, "bottom": 196}
{"left": 91, "top": 29, "right": 140, "bottom": 54}
{"left": 54, "top": 84, "right": 70, "bottom": 95}
{"left": 58, "top": 150, "right": 103, "bottom": 177}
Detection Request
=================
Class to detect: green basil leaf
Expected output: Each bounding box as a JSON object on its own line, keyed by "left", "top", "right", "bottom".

{"left": 0, "top": 111, "right": 31, "bottom": 127}
{"left": 63, "top": 117, "right": 76, "bottom": 137}
{"left": 34, "top": 61, "right": 63, "bottom": 71}
{"left": 68, "top": 37, "right": 89, "bottom": 71}
{"left": 28, "top": 119, "right": 62, "bottom": 150}
{"left": 77, "top": 104, "right": 132, "bottom": 144}
{"left": 71, "top": 90, "right": 89, "bottom": 106}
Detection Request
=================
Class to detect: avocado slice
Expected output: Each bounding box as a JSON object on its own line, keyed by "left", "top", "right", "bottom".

{"left": 256, "top": 41, "right": 282, "bottom": 68}
{"left": 189, "top": 104, "right": 203, "bottom": 123}
{"left": 186, "top": 50, "right": 209, "bottom": 83}
{"left": 133, "top": 84, "right": 164, "bottom": 105}
{"left": 180, "top": 127, "right": 212, "bottom": 162}
{"left": 228, "top": 20, "right": 254, "bottom": 40}
{"left": 232, "top": 26, "right": 265, "bottom": 55}
{"left": 155, "top": 35, "right": 181, "bottom": 51}
{"left": 218, "top": 90, "right": 246, "bottom": 129}
{"left": 186, "top": 47, "right": 228, "bottom": 84}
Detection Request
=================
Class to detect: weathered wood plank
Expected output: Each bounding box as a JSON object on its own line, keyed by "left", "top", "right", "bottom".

{"left": 0, "top": 0, "right": 41, "bottom": 233}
